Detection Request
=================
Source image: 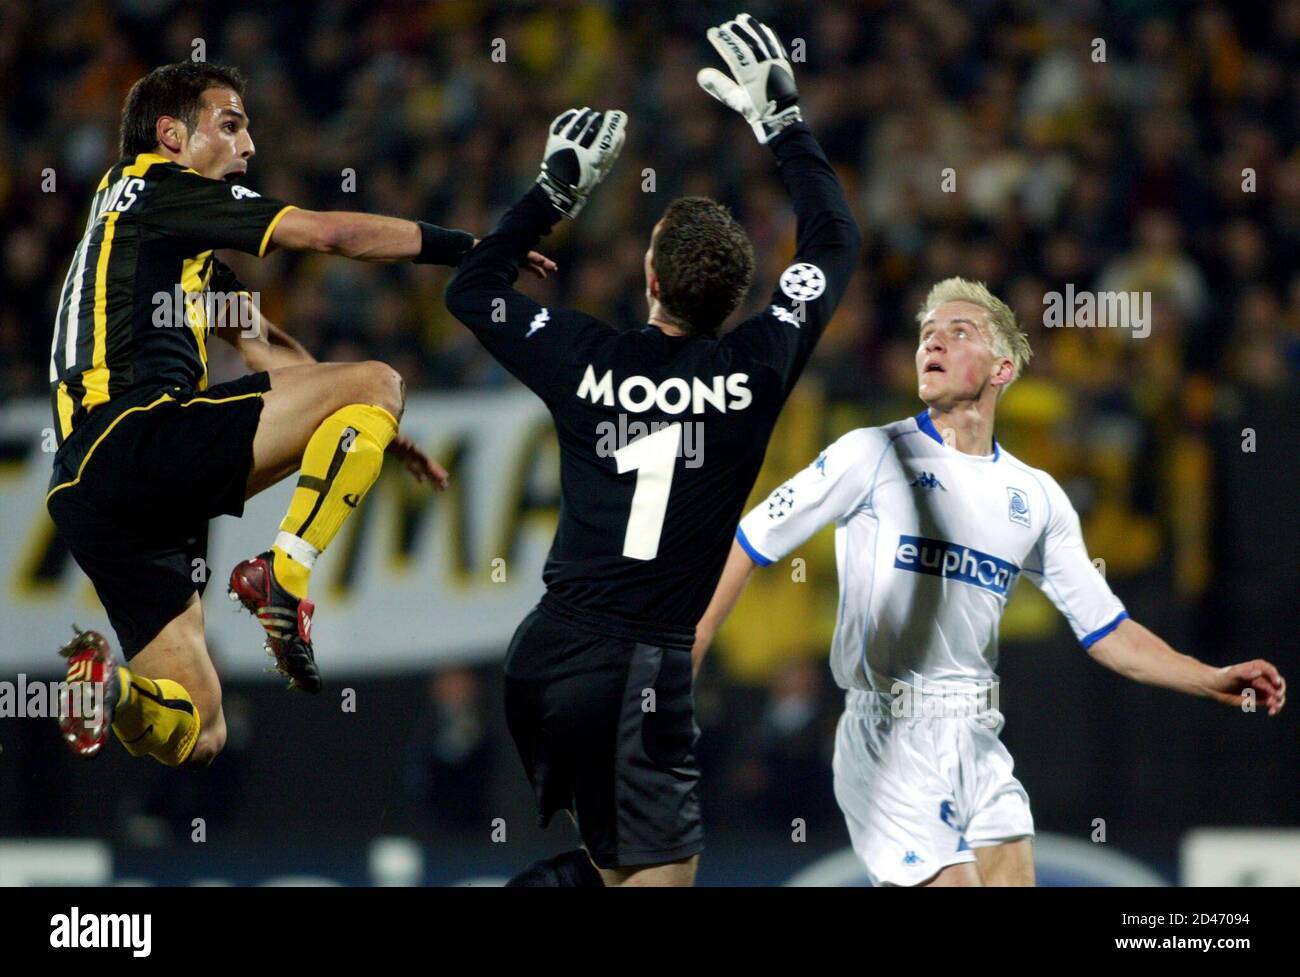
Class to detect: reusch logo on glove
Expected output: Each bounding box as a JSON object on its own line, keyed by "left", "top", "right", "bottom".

{"left": 717, "top": 29, "right": 753, "bottom": 67}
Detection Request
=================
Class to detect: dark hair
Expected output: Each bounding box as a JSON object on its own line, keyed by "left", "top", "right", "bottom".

{"left": 119, "top": 62, "right": 246, "bottom": 157}
{"left": 652, "top": 197, "right": 755, "bottom": 337}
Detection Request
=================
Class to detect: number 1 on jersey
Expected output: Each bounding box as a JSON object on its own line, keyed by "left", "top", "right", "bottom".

{"left": 614, "top": 423, "right": 682, "bottom": 560}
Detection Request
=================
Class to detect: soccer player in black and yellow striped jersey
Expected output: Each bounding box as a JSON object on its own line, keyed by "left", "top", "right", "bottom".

{"left": 49, "top": 62, "right": 555, "bottom": 768}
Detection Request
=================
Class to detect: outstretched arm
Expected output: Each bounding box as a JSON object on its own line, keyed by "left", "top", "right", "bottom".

{"left": 269, "top": 209, "right": 555, "bottom": 275}
{"left": 1027, "top": 470, "right": 1286, "bottom": 716}
{"left": 1089, "top": 618, "right": 1286, "bottom": 715}
{"left": 141, "top": 167, "right": 553, "bottom": 272}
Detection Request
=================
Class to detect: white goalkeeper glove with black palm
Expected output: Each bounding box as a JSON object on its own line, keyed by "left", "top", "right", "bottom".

{"left": 697, "top": 12, "right": 801, "bottom": 144}
{"left": 536, "top": 107, "right": 628, "bottom": 219}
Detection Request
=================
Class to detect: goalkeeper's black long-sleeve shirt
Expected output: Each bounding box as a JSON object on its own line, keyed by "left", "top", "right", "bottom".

{"left": 445, "top": 122, "right": 861, "bottom": 638}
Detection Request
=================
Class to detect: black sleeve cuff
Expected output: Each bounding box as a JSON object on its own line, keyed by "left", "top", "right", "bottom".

{"left": 520, "top": 183, "right": 567, "bottom": 229}
{"left": 768, "top": 120, "right": 813, "bottom": 152}
{"left": 414, "top": 222, "right": 476, "bottom": 265}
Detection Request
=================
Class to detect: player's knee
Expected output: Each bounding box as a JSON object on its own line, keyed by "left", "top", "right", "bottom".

{"left": 358, "top": 360, "right": 405, "bottom": 419}
{"left": 187, "top": 714, "right": 227, "bottom": 768}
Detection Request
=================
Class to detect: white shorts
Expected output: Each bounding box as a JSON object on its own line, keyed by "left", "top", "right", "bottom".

{"left": 832, "top": 688, "right": 1034, "bottom": 886}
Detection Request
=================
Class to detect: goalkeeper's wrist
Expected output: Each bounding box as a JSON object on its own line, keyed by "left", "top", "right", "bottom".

{"left": 536, "top": 171, "right": 584, "bottom": 220}
{"left": 413, "top": 222, "right": 475, "bottom": 265}
{"left": 760, "top": 107, "right": 804, "bottom": 144}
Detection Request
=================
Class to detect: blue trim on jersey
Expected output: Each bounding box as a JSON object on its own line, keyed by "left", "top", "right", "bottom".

{"left": 915, "top": 409, "right": 944, "bottom": 446}
{"left": 914, "top": 410, "right": 999, "bottom": 460}
{"left": 1080, "top": 610, "right": 1129, "bottom": 650}
{"left": 736, "top": 525, "right": 774, "bottom": 567}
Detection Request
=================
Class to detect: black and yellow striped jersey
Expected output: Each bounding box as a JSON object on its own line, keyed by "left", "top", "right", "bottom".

{"left": 48, "top": 152, "right": 295, "bottom": 445}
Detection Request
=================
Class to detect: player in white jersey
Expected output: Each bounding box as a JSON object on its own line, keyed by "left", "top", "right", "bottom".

{"left": 694, "top": 277, "right": 1287, "bottom": 886}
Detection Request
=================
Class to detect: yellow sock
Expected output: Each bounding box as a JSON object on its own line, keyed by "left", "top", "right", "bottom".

{"left": 111, "top": 667, "right": 201, "bottom": 767}
{"left": 272, "top": 403, "right": 398, "bottom": 599}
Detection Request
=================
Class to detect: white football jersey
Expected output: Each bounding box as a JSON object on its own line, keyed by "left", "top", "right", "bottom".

{"left": 736, "top": 410, "right": 1127, "bottom": 693}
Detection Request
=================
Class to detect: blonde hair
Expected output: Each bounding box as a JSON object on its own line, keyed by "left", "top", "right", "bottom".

{"left": 917, "top": 277, "right": 1031, "bottom": 396}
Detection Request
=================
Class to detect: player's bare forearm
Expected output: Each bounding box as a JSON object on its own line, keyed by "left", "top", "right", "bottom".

{"left": 692, "top": 539, "right": 757, "bottom": 678}
{"left": 1088, "top": 618, "right": 1286, "bottom": 714}
{"left": 270, "top": 209, "right": 469, "bottom": 263}
{"left": 1088, "top": 619, "right": 1214, "bottom": 694}
{"left": 269, "top": 208, "right": 416, "bottom": 259}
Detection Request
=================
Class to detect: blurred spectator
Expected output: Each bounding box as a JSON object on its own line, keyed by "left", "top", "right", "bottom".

{"left": 403, "top": 666, "right": 492, "bottom": 832}
{"left": 726, "top": 659, "right": 838, "bottom": 833}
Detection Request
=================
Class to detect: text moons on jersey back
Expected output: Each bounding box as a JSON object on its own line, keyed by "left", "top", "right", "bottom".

{"left": 576, "top": 365, "right": 753, "bottom": 414}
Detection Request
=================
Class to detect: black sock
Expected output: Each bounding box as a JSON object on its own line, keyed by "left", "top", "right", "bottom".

{"left": 505, "top": 849, "right": 605, "bottom": 887}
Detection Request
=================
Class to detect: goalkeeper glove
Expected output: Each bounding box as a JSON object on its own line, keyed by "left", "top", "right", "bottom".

{"left": 697, "top": 12, "right": 801, "bottom": 144}
{"left": 536, "top": 107, "right": 628, "bottom": 219}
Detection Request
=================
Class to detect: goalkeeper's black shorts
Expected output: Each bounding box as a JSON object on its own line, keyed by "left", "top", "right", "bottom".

{"left": 504, "top": 595, "right": 704, "bottom": 869}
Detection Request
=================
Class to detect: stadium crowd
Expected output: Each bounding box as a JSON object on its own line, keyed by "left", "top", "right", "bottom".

{"left": 3, "top": 1, "right": 1296, "bottom": 403}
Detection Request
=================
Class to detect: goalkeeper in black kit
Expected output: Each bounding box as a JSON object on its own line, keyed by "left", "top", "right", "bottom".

{"left": 446, "top": 13, "right": 861, "bottom": 886}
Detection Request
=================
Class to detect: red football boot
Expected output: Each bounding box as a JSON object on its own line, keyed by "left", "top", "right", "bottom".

{"left": 56, "top": 626, "right": 121, "bottom": 758}
{"left": 227, "top": 551, "right": 322, "bottom": 693}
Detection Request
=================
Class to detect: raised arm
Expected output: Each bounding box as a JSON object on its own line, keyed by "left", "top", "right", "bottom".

{"left": 444, "top": 108, "right": 626, "bottom": 400}
{"left": 700, "top": 13, "right": 862, "bottom": 390}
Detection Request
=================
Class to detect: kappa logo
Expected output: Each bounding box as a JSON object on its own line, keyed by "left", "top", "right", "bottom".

{"left": 940, "top": 802, "right": 972, "bottom": 852}
{"left": 939, "top": 800, "right": 959, "bottom": 830}
{"left": 770, "top": 304, "right": 801, "bottom": 328}
{"left": 909, "top": 471, "right": 946, "bottom": 491}
{"left": 779, "top": 262, "right": 826, "bottom": 302}
{"left": 902, "top": 850, "right": 924, "bottom": 865}
{"left": 1007, "top": 487, "right": 1031, "bottom": 528}
{"left": 526, "top": 308, "right": 550, "bottom": 338}
{"left": 813, "top": 452, "right": 828, "bottom": 476}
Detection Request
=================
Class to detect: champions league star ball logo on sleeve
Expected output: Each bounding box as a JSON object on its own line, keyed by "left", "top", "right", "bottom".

{"left": 767, "top": 484, "right": 796, "bottom": 519}
{"left": 779, "top": 263, "right": 826, "bottom": 302}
